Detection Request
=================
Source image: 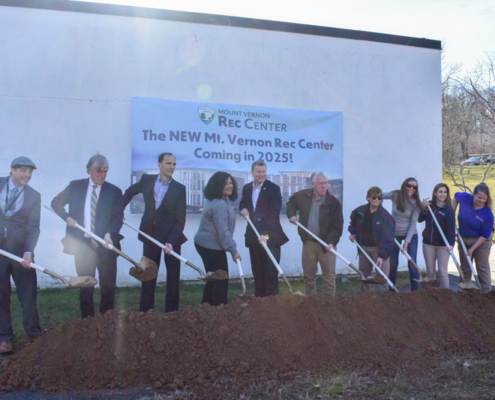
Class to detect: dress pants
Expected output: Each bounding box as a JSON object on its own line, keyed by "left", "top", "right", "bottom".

{"left": 196, "top": 243, "right": 229, "bottom": 306}
{"left": 249, "top": 244, "right": 280, "bottom": 297}
{"left": 141, "top": 241, "right": 181, "bottom": 313}
{"left": 458, "top": 235, "right": 493, "bottom": 293}
{"left": 0, "top": 239, "right": 42, "bottom": 341}
{"left": 301, "top": 240, "right": 336, "bottom": 296}
{"left": 74, "top": 239, "right": 117, "bottom": 319}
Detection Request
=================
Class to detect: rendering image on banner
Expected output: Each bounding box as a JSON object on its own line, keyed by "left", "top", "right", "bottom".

{"left": 131, "top": 98, "right": 343, "bottom": 213}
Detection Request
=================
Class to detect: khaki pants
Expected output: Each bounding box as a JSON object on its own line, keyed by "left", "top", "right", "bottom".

{"left": 458, "top": 235, "right": 493, "bottom": 293}
{"left": 301, "top": 240, "right": 336, "bottom": 296}
{"left": 358, "top": 245, "right": 390, "bottom": 292}
{"left": 423, "top": 243, "right": 450, "bottom": 289}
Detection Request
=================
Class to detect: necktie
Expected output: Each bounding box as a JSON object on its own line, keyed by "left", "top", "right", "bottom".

{"left": 5, "top": 187, "right": 19, "bottom": 218}
{"left": 91, "top": 185, "right": 98, "bottom": 249}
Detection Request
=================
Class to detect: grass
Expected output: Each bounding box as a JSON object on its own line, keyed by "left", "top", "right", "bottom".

{"left": 133, "top": 356, "right": 495, "bottom": 399}
{"left": 443, "top": 164, "right": 495, "bottom": 194}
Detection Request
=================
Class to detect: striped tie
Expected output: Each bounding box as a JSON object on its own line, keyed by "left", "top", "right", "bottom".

{"left": 5, "top": 187, "right": 19, "bottom": 218}
{"left": 90, "top": 185, "right": 98, "bottom": 249}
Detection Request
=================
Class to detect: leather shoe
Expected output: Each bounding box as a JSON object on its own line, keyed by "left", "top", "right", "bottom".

{"left": 28, "top": 337, "right": 40, "bottom": 344}
{"left": 0, "top": 341, "right": 13, "bottom": 354}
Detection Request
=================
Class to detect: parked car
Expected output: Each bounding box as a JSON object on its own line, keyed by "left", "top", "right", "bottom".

{"left": 461, "top": 157, "right": 481, "bottom": 166}
{"left": 482, "top": 155, "right": 495, "bottom": 165}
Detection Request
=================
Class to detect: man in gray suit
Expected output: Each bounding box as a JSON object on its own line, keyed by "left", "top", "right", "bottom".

{"left": 0, "top": 157, "right": 42, "bottom": 354}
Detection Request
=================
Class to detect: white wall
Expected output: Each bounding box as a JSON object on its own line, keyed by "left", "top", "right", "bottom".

{"left": 0, "top": 5, "right": 441, "bottom": 287}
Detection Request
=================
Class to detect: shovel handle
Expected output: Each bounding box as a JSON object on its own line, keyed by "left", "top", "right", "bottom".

{"left": 0, "top": 248, "right": 46, "bottom": 272}
{"left": 123, "top": 221, "right": 205, "bottom": 278}
{"left": 354, "top": 241, "right": 399, "bottom": 292}
{"left": 295, "top": 222, "right": 362, "bottom": 277}
{"left": 245, "top": 216, "right": 293, "bottom": 293}
{"left": 246, "top": 216, "right": 284, "bottom": 275}
{"left": 45, "top": 205, "right": 142, "bottom": 268}
{"left": 455, "top": 225, "right": 481, "bottom": 287}
{"left": 0, "top": 249, "right": 70, "bottom": 287}
{"left": 394, "top": 238, "right": 423, "bottom": 276}
{"left": 427, "top": 205, "right": 464, "bottom": 280}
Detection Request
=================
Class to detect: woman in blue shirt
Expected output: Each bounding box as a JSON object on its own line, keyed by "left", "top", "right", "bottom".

{"left": 453, "top": 183, "right": 494, "bottom": 293}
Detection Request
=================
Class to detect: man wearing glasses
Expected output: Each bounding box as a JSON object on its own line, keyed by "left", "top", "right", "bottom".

{"left": 287, "top": 171, "right": 343, "bottom": 296}
{"left": 348, "top": 186, "right": 396, "bottom": 292}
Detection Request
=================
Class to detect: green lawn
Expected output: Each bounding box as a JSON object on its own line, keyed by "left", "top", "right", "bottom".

{"left": 443, "top": 164, "right": 495, "bottom": 194}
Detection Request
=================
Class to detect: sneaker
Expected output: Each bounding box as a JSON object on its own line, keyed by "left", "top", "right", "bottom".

{"left": 0, "top": 341, "right": 13, "bottom": 354}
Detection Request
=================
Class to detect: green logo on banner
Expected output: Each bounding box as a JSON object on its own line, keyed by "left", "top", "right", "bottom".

{"left": 199, "top": 107, "right": 215, "bottom": 125}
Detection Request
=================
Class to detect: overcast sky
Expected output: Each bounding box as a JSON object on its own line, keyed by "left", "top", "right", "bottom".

{"left": 73, "top": 0, "right": 494, "bottom": 73}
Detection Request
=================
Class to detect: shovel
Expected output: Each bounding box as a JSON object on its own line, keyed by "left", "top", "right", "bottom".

{"left": 427, "top": 205, "right": 475, "bottom": 290}
{"left": 455, "top": 225, "right": 482, "bottom": 290}
{"left": 0, "top": 248, "right": 97, "bottom": 288}
{"left": 295, "top": 222, "right": 376, "bottom": 283}
{"left": 245, "top": 216, "right": 303, "bottom": 295}
{"left": 123, "top": 221, "right": 226, "bottom": 281}
{"left": 393, "top": 238, "right": 438, "bottom": 287}
{"left": 234, "top": 259, "right": 255, "bottom": 300}
{"left": 353, "top": 241, "right": 399, "bottom": 292}
{"left": 44, "top": 205, "right": 158, "bottom": 282}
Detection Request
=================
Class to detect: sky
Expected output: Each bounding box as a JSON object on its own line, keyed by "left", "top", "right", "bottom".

{"left": 71, "top": 0, "right": 495, "bottom": 73}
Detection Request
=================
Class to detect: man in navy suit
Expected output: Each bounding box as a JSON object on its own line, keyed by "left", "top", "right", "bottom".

{"left": 0, "top": 157, "right": 42, "bottom": 354}
{"left": 51, "top": 154, "right": 123, "bottom": 319}
{"left": 123, "top": 153, "right": 186, "bottom": 313}
{"left": 239, "top": 160, "right": 288, "bottom": 297}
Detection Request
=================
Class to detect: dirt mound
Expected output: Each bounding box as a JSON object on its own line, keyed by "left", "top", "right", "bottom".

{"left": 3, "top": 289, "right": 495, "bottom": 398}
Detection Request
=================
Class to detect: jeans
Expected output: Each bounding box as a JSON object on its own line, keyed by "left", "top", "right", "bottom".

{"left": 389, "top": 234, "right": 419, "bottom": 291}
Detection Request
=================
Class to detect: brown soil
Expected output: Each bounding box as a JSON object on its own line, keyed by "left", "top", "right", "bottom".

{"left": 204, "top": 270, "right": 229, "bottom": 280}
{"left": 68, "top": 276, "right": 98, "bottom": 288}
{"left": 3, "top": 289, "right": 495, "bottom": 398}
{"left": 128, "top": 256, "right": 159, "bottom": 282}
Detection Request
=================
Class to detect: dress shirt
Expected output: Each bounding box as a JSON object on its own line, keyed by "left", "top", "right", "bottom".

{"left": 252, "top": 181, "right": 264, "bottom": 212}
{"left": 154, "top": 175, "right": 171, "bottom": 209}
{"left": 83, "top": 180, "right": 102, "bottom": 237}
{"left": 0, "top": 177, "right": 25, "bottom": 216}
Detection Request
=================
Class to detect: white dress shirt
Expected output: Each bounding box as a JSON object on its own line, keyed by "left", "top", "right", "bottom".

{"left": 252, "top": 181, "right": 264, "bottom": 212}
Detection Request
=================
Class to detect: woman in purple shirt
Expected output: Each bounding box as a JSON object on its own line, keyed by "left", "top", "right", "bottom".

{"left": 453, "top": 183, "right": 494, "bottom": 293}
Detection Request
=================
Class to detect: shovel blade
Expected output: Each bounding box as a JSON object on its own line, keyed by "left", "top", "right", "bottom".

{"left": 129, "top": 256, "right": 159, "bottom": 282}
{"left": 361, "top": 276, "right": 387, "bottom": 285}
{"left": 457, "top": 281, "right": 481, "bottom": 291}
{"left": 68, "top": 276, "right": 98, "bottom": 288}
{"left": 420, "top": 279, "right": 440, "bottom": 288}
{"left": 201, "top": 269, "right": 229, "bottom": 281}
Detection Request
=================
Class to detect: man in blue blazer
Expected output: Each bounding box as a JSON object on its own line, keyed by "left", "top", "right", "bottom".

{"left": 240, "top": 160, "right": 288, "bottom": 297}
{"left": 0, "top": 157, "right": 42, "bottom": 354}
{"left": 123, "top": 153, "right": 186, "bottom": 312}
{"left": 51, "top": 154, "right": 123, "bottom": 319}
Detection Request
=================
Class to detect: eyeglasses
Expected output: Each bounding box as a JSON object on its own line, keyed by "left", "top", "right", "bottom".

{"left": 371, "top": 196, "right": 382, "bottom": 200}
{"left": 406, "top": 184, "right": 417, "bottom": 190}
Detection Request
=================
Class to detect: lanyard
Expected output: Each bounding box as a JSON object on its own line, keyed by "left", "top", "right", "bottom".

{"left": 4, "top": 182, "right": 25, "bottom": 215}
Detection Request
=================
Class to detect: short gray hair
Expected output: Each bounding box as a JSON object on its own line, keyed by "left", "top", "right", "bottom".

{"left": 311, "top": 171, "right": 327, "bottom": 182}
{"left": 86, "top": 153, "right": 109, "bottom": 171}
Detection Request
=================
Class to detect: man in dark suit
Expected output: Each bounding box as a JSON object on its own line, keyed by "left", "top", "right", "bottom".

{"left": 0, "top": 157, "right": 42, "bottom": 354}
{"left": 123, "top": 152, "right": 186, "bottom": 313}
{"left": 239, "top": 160, "right": 288, "bottom": 297}
{"left": 51, "top": 154, "right": 123, "bottom": 319}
